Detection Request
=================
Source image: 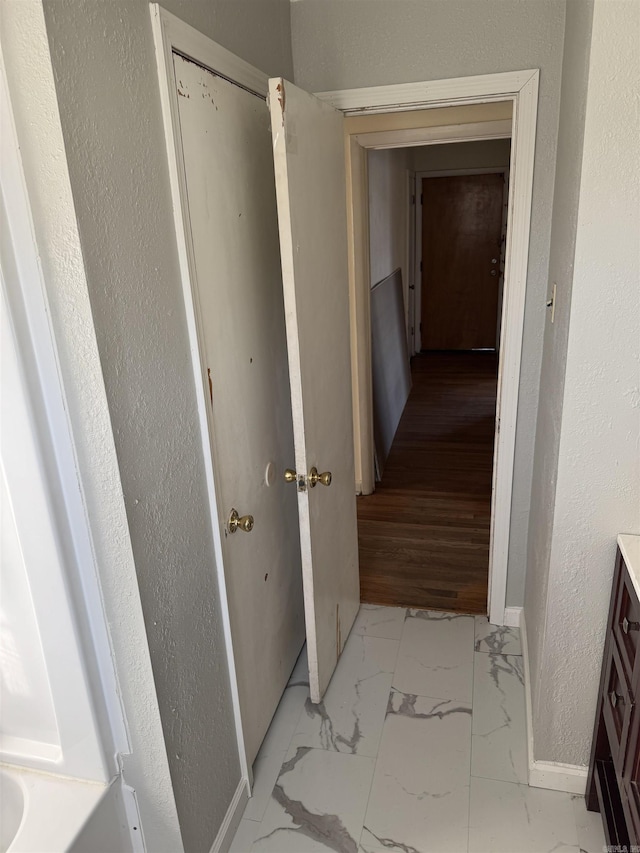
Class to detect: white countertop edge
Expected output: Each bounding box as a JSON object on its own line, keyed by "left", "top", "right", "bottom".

{"left": 618, "top": 533, "right": 640, "bottom": 601}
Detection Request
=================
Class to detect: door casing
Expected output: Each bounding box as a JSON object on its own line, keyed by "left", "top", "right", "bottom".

{"left": 318, "top": 71, "right": 539, "bottom": 627}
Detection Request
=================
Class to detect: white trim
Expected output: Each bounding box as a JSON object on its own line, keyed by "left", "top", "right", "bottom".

{"left": 417, "top": 166, "right": 511, "bottom": 178}
{"left": 520, "top": 609, "right": 587, "bottom": 794}
{"left": 529, "top": 761, "right": 587, "bottom": 795}
{"left": 320, "top": 70, "right": 539, "bottom": 626}
{"left": 209, "top": 779, "right": 249, "bottom": 853}
{"left": 406, "top": 168, "right": 416, "bottom": 355}
{"left": 352, "top": 119, "right": 512, "bottom": 151}
{"left": 150, "top": 3, "right": 252, "bottom": 787}
{"left": 503, "top": 606, "right": 522, "bottom": 629}
{"left": 317, "top": 70, "right": 538, "bottom": 114}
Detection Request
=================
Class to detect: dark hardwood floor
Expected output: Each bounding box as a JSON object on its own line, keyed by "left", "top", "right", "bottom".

{"left": 358, "top": 351, "right": 498, "bottom": 614}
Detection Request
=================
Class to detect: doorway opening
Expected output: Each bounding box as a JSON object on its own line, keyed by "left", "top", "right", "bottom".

{"left": 360, "top": 140, "right": 511, "bottom": 614}
{"left": 323, "top": 78, "right": 538, "bottom": 627}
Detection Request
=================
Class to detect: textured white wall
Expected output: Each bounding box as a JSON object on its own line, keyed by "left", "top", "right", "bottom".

{"left": 0, "top": 2, "right": 182, "bottom": 850}
{"left": 39, "top": 1, "right": 294, "bottom": 851}
{"left": 368, "top": 148, "right": 410, "bottom": 290}
{"left": 527, "top": 0, "right": 640, "bottom": 765}
{"left": 524, "top": 0, "right": 594, "bottom": 765}
{"left": 292, "top": 0, "right": 566, "bottom": 606}
{"left": 410, "top": 139, "right": 511, "bottom": 173}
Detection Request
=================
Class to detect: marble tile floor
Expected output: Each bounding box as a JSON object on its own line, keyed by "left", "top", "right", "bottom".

{"left": 230, "top": 605, "right": 605, "bottom": 853}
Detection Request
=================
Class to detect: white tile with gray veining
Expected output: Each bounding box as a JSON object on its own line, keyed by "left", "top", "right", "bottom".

{"left": 230, "top": 819, "right": 262, "bottom": 853}
{"left": 570, "top": 793, "right": 606, "bottom": 853}
{"left": 290, "top": 632, "right": 398, "bottom": 758}
{"left": 474, "top": 617, "right": 522, "bottom": 656}
{"left": 243, "top": 747, "right": 289, "bottom": 822}
{"left": 242, "top": 646, "right": 310, "bottom": 822}
{"left": 468, "top": 777, "right": 580, "bottom": 852}
{"left": 352, "top": 605, "right": 406, "bottom": 640}
{"left": 471, "top": 652, "right": 528, "bottom": 785}
{"left": 393, "top": 609, "right": 474, "bottom": 701}
{"left": 230, "top": 605, "right": 605, "bottom": 853}
{"left": 361, "top": 691, "right": 472, "bottom": 853}
{"left": 252, "top": 746, "right": 375, "bottom": 853}
{"left": 257, "top": 670, "right": 309, "bottom": 759}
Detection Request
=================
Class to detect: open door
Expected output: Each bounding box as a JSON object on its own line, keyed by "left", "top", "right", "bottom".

{"left": 269, "top": 78, "right": 360, "bottom": 703}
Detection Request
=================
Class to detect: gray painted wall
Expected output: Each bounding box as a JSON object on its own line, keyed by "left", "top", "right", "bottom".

{"left": 41, "top": 2, "right": 293, "bottom": 851}
{"left": 526, "top": 0, "right": 640, "bottom": 766}
{"left": 292, "top": 0, "right": 566, "bottom": 606}
{"left": 410, "top": 139, "right": 512, "bottom": 173}
{"left": 368, "top": 148, "right": 410, "bottom": 290}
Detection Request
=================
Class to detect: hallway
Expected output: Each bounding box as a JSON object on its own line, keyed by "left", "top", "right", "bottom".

{"left": 358, "top": 352, "right": 498, "bottom": 614}
{"left": 230, "top": 606, "right": 604, "bottom": 852}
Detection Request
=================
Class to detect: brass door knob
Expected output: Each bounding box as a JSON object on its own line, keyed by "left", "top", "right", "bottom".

{"left": 284, "top": 468, "right": 297, "bottom": 483}
{"left": 227, "top": 508, "right": 254, "bottom": 534}
{"left": 308, "top": 467, "right": 332, "bottom": 487}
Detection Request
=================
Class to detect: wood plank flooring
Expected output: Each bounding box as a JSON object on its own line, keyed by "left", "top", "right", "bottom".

{"left": 358, "top": 352, "right": 498, "bottom": 614}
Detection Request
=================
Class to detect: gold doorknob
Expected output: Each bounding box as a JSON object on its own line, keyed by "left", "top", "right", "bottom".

{"left": 308, "top": 467, "right": 332, "bottom": 487}
{"left": 284, "top": 468, "right": 297, "bottom": 483}
{"left": 227, "top": 508, "right": 254, "bottom": 534}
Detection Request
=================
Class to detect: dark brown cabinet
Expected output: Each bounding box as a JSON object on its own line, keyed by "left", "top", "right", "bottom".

{"left": 587, "top": 545, "right": 640, "bottom": 848}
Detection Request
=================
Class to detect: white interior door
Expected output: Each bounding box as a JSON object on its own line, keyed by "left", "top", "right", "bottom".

{"left": 175, "top": 56, "right": 305, "bottom": 765}
{"left": 268, "top": 78, "right": 360, "bottom": 703}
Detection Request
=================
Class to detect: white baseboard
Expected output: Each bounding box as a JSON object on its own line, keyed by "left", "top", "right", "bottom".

{"left": 528, "top": 760, "right": 587, "bottom": 794}
{"left": 520, "top": 609, "right": 588, "bottom": 795}
{"left": 503, "top": 606, "right": 522, "bottom": 628}
{"left": 210, "top": 777, "right": 249, "bottom": 853}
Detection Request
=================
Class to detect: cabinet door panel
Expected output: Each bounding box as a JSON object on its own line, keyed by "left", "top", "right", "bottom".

{"left": 603, "top": 639, "right": 634, "bottom": 777}
{"left": 614, "top": 554, "right": 640, "bottom": 683}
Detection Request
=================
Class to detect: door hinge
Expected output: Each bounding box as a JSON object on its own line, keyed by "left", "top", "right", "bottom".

{"left": 411, "top": 194, "right": 416, "bottom": 205}
{"left": 420, "top": 193, "right": 423, "bottom": 204}
{"left": 420, "top": 261, "right": 423, "bottom": 272}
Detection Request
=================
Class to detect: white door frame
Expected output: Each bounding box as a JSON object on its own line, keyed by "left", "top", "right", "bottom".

{"left": 415, "top": 165, "right": 511, "bottom": 354}
{"left": 407, "top": 168, "right": 416, "bottom": 355}
{"left": 149, "top": 3, "right": 264, "bottom": 807}
{"left": 318, "top": 71, "right": 539, "bottom": 625}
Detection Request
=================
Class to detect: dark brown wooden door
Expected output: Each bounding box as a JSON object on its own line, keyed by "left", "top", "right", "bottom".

{"left": 421, "top": 173, "right": 504, "bottom": 350}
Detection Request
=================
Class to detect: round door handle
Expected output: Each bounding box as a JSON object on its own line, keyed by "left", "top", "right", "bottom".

{"left": 308, "top": 467, "right": 332, "bottom": 487}
{"left": 227, "top": 508, "right": 254, "bottom": 534}
{"left": 610, "top": 689, "right": 625, "bottom": 709}
{"left": 490, "top": 270, "right": 497, "bottom": 277}
{"left": 284, "top": 468, "right": 297, "bottom": 484}
{"left": 623, "top": 616, "right": 640, "bottom": 634}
